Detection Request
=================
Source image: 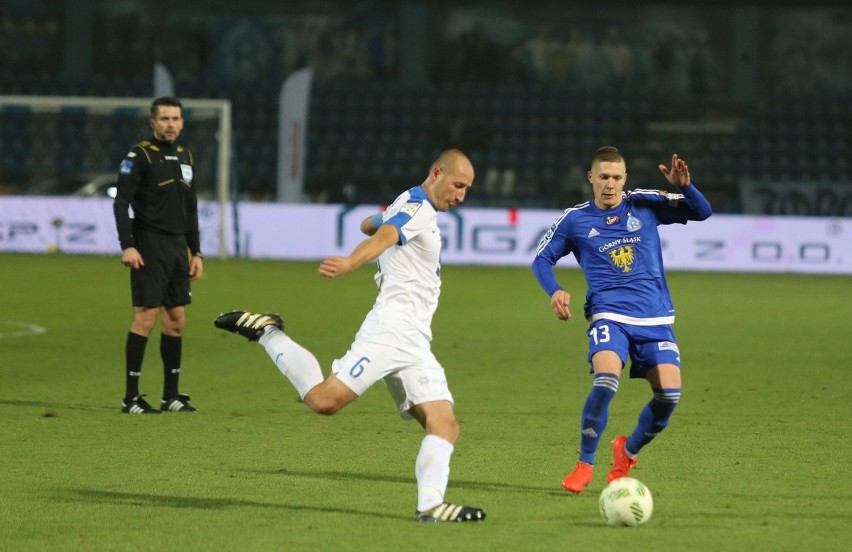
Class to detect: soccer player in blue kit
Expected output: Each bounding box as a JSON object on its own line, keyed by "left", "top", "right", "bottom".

{"left": 214, "top": 149, "right": 486, "bottom": 522}
{"left": 532, "top": 146, "right": 712, "bottom": 493}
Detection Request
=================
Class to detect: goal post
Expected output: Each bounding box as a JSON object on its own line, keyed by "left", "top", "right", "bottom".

{"left": 0, "top": 95, "right": 232, "bottom": 258}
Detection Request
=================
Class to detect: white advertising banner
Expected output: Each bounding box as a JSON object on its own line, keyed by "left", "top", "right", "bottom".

{"left": 656, "top": 214, "right": 849, "bottom": 274}
{"left": 0, "top": 196, "right": 224, "bottom": 256}
{"left": 1, "top": 197, "right": 849, "bottom": 275}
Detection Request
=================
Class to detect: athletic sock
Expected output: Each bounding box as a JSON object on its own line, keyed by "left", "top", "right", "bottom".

{"left": 626, "top": 388, "right": 681, "bottom": 455}
{"left": 160, "top": 333, "right": 182, "bottom": 398}
{"left": 578, "top": 373, "right": 619, "bottom": 465}
{"left": 416, "top": 434, "right": 454, "bottom": 512}
{"left": 124, "top": 332, "right": 148, "bottom": 400}
{"left": 258, "top": 327, "right": 324, "bottom": 399}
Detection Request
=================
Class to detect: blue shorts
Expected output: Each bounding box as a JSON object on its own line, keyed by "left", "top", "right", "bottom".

{"left": 587, "top": 319, "right": 681, "bottom": 378}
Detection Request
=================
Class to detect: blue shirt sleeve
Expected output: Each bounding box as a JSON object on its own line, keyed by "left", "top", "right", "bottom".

{"left": 643, "top": 183, "right": 712, "bottom": 225}
{"left": 531, "top": 211, "right": 574, "bottom": 297}
{"left": 680, "top": 183, "right": 712, "bottom": 220}
{"left": 532, "top": 256, "right": 563, "bottom": 297}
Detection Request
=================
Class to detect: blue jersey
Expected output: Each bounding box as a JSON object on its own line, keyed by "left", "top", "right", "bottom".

{"left": 532, "top": 184, "right": 711, "bottom": 325}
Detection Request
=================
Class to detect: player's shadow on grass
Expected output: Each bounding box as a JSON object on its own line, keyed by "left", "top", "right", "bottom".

{"left": 64, "top": 489, "right": 411, "bottom": 521}
{"left": 0, "top": 398, "right": 115, "bottom": 412}
{"left": 259, "top": 468, "right": 565, "bottom": 496}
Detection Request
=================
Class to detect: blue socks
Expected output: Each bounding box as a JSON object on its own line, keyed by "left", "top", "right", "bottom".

{"left": 578, "top": 373, "right": 619, "bottom": 465}
{"left": 626, "top": 388, "right": 681, "bottom": 455}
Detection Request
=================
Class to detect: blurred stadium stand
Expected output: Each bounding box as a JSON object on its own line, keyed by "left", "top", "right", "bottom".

{"left": 0, "top": 0, "right": 849, "bottom": 214}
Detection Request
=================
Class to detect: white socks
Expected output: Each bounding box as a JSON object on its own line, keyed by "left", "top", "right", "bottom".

{"left": 258, "top": 327, "right": 324, "bottom": 399}
{"left": 415, "top": 434, "right": 454, "bottom": 512}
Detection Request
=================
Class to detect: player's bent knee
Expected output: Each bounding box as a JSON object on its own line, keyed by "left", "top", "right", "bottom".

{"left": 303, "top": 383, "right": 356, "bottom": 415}
{"left": 305, "top": 400, "right": 336, "bottom": 415}
{"left": 304, "top": 394, "right": 344, "bottom": 415}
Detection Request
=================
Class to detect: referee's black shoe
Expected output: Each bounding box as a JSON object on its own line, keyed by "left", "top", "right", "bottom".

{"left": 214, "top": 311, "right": 284, "bottom": 342}
{"left": 161, "top": 394, "right": 197, "bottom": 413}
{"left": 121, "top": 395, "right": 161, "bottom": 415}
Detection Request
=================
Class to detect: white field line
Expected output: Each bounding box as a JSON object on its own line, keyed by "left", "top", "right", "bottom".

{"left": 0, "top": 320, "right": 48, "bottom": 338}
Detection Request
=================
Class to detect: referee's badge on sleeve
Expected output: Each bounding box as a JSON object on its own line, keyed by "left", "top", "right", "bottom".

{"left": 181, "top": 164, "right": 194, "bottom": 184}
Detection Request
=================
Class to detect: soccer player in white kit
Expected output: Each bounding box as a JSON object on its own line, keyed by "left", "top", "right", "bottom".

{"left": 215, "top": 149, "right": 485, "bottom": 523}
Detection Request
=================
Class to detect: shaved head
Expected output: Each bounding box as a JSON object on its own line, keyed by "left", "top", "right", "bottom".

{"left": 423, "top": 148, "right": 474, "bottom": 212}
{"left": 432, "top": 149, "right": 474, "bottom": 179}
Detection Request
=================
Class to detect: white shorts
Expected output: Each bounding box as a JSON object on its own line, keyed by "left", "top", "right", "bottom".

{"left": 331, "top": 338, "right": 454, "bottom": 420}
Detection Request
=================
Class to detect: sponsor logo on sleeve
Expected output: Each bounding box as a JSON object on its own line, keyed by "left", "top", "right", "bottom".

{"left": 401, "top": 201, "right": 421, "bottom": 217}
{"left": 119, "top": 159, "right": 134, "bottom": 174}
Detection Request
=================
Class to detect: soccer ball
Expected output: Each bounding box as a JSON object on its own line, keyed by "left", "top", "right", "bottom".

{"left": 598, "top": 477, "right": 653, "bottom": 527}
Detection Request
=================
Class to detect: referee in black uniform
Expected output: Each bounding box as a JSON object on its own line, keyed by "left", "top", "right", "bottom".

{"left": 114, "top": 96, "right": 203, "bottom": 414}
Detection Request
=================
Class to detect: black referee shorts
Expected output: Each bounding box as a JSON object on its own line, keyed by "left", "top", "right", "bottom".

{"left": 130, "top": 229, "right": 192, "bottom": 308}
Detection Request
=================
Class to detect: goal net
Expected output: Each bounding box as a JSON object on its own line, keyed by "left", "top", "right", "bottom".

{"left": 0, "top": 95, "right": 232, "bottom": 257}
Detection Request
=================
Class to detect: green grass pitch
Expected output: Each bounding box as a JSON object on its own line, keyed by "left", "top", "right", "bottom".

{"left": 1, "top": 253, "right": 849, "bottom": 551}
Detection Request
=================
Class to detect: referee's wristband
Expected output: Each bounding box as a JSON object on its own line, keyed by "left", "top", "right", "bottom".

{"left": 370, "top": 214, "right": 383, "bottom": 228}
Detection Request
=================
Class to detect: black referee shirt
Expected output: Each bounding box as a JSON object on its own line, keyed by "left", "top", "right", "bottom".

{"left": 113, "top": 137, "right": 201, "bottom": 255}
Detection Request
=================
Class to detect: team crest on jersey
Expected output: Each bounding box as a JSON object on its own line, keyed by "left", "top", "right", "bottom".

{"left": 609, "top": 245, "right": 635, "bottom": 273}
{"left": 626, "top": 214, "right": 642, "bottom": 232}
{"left": 605, "top": 215, "right": 619, "bottom": 225}
{"left": 401, "top": 201, "right": 421, "bottom": 217}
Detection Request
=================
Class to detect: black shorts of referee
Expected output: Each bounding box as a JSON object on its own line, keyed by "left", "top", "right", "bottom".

{"left": 130, "top": 228, "right": 192, "bottom": 308}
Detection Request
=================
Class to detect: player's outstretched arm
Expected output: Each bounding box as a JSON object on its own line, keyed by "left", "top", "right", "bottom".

{"left": 319, "top": 224, "right": 399, "bottom": 278}
{"left": 360, "top": 213, "right": 383, "bottom": 236}
{"left": 658, "top": 153, "right": 691, "bottom": 188}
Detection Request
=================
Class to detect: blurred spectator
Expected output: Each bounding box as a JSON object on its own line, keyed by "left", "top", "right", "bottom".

{"left": 366, "top": 23, "right": 398, "bottom": 80}
{"left": 430, "top": 113, "right": 489, "bottom": 154}
{"left": 562, "top": 27, "right": 594, "bottom": 82}
{"left": 307, "top": 157, "right": 358, "bottom": 204}
{"left": 687, "top": 31, "right": 714, "bottom": 98}
{"left": 512, "top": 24, "right": 564, "bottom": 82}
{"left": 600, "top": 26, "right": 635, "bottom": 85}
{"left": 334, "top": 26, "right": 372, "bottom": 80}
{"left": 670, "top": 33, "right": 701, "bottom": 96}
{"left": 437, "top": 28, "right": 506, "bottom": 84}
{"left": 273, "top": 21, "right": 311, "bottom": 76}
{"left": 0, "top": 14, "right": 62, "bottom": 73}
{"left": 218, "top": 19, "right": 273, "bottom": 82}
{"left": 768, "top": 11, "right": 851, "bottom": 94}
{"left": 573, "top": 35, "right": 611, "bottom": 90}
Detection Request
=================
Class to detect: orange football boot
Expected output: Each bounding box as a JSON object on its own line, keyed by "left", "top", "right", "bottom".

{"left": 607, "top": 435, "right": 638, "bottom": 483}
{"left": 562, "top": 462, "right": 594, "bottom": 493}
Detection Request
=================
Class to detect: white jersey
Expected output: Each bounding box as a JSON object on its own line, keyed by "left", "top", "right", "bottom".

{"left": 359, "top": 185, "right": 441, "bottom": 347}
